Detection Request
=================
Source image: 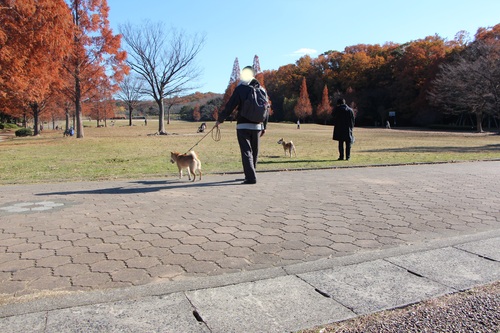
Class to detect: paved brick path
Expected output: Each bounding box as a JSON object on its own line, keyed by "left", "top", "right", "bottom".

{"left": 0, "top": 161, "right": 499, "bottom": 304}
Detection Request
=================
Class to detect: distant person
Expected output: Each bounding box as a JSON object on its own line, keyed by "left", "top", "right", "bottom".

{"left": 216, "top": 66, "right": 269, "bottom": 184}
{"left": 144, "top": 117, "right": 147, "bottom": 126}
{"left": 332, "top": 98, "right": 355, "bottom": 161}
{"left": 385, "top": 120, "right": 391, "bottom": 129}
{"left": 297, "top": 119, "right": 300, "bottom": 129}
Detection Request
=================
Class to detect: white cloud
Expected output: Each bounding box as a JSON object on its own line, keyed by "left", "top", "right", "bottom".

{"left": 289, "top": 48, "right": 318, "bottom": 57}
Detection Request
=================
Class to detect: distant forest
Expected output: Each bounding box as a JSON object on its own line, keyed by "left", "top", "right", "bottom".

{"left": 1, "top": 0, "right": 498, "bottom": 135}
{"left": 192, "top": 24, "right": 500, "bottom": 132}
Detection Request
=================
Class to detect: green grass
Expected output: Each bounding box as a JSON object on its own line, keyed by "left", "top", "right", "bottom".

{"left": 1, "top": 120, "right": 499, "bottom": 185}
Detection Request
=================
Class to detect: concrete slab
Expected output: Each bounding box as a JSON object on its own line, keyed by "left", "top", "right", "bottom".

{"left": 455, "top": 237, "right": 500, "bottom": 261}
{"left": 386, "top": 247, "right": 500, "bottom": 290}
{"left": 186, "top": 275, "right": 354, "bottom": 333}
{"left": 44, "top": 293, "right": 209, "bottom": 333}
{"left": 0, "top": 312, "right": 46, "bottom": 333}
{"left": 299, "top": 259, "right": 452, "bottom": 315}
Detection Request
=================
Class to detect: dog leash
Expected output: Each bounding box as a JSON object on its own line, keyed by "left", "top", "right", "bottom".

{"left": 185, "top": 125, "right": 221, "bottom": 153}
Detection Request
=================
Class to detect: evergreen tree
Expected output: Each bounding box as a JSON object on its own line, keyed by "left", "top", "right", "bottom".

{"left": 253, "top": 55, "right": 261, "bottom": 73}
{"left": 229, "top": 57, "right": 240, "bottom": 85}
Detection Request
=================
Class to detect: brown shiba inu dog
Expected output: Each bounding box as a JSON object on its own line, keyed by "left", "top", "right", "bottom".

{"left": 170, "top": 151, "right": 202, "bottom": 181}
{"left": 277, "top": 138, "right": 297, "bottom": 157}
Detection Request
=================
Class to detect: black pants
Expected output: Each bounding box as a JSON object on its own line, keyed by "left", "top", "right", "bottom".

{"left": 338, "top": 140, "right": 351, "bottom": 160}
{"left": 237, "top": 129, "right": 261, "bottom": 181}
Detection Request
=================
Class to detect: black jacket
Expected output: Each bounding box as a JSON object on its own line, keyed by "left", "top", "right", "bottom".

{"left": 332, "top": 104, "right": 355, "bottom": 142}
{"left": 218, "top": 79, "right": 268, "bottom": 130}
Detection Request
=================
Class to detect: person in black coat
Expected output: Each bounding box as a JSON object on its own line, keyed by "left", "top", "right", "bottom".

{"left": 332, "top": 98, "right": 355, "bottom": 160}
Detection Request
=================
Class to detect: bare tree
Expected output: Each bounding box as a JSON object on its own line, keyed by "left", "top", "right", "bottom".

{"left": 117, "top": 74, "right": 143, "bottom": 126}
{"left": 429, "top": 41, "right": 500, "bottom": 132}
{"left": 120, "top": 21, "right": 205, "bottom": 134}
{"left": 164, "top": 95, "right": 181, "bottom": 124}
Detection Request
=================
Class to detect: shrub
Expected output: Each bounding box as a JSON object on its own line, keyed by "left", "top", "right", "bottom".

{"left": 15, "top": 128, "right": 33, "bottom": 137}
{"left": 1, "top": 123, "right": 20, "bottom": 129}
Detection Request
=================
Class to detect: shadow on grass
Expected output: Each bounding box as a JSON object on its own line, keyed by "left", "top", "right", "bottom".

{"left": 361, "top": 144, "right": 500, "bottom": 154}
{"left": 36, "top": 179, "right": 245, "bottom": 196}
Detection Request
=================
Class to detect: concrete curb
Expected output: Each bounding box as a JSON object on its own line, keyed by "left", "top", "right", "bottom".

{"left": 2, "top": 229, "right": 499, "bottom": 319}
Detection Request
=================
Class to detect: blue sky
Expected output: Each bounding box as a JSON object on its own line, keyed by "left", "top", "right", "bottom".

{"left": 106, "top": 0, "right": 500, "bottom": 94}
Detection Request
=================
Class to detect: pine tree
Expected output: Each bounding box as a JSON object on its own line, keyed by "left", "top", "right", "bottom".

{"left": 229, "top": 57, "right": 240, "bottom": 85}
{"left": 294, "top": 77, "right": 313, "bottom": 121}
{"left": 253, "top": 55, "right": 261, "bottom": 73}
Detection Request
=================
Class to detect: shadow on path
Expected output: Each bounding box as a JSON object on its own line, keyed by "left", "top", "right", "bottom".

{"left": 36, "top": 179, "right": 244, "bottom": 196}
{"left": 362, "top": 144, "right": 500, "bottom": 154}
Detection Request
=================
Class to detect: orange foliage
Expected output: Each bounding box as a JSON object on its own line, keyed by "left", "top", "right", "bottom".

{"left": 475, "top": 23, "right": 500, "bottom": 41}
{"left": 316, "top": 85, "right": 332, "bottom": 122}
{"left": 64, "top": 0, "right": 128, "bottom": 138}
{"left": 0, "top": 0, "right": 73, "bottom": 133}
{"left": 221, "top": 81, "right": 238, "bottom": 119}
{"left": 192, "top": 104, "right": 201, "bottom": 122}
{"left": 294, "top": 77, "right": 312, "bottom": 120}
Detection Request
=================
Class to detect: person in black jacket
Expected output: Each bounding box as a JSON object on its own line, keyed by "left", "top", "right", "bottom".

{"left": 216, "top": 66, "right": 268, "bottom": 184}
{"left": 332, "top": 98, "right": 355, "bottom": 160}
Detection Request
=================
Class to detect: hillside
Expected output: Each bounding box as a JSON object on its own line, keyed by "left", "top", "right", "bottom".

{"left": 114, "top": 92, "right": 222, "bottom": 118}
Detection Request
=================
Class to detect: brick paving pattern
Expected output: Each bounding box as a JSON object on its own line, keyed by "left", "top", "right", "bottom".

{"left": 0, "top": 161, "right": 499, "bottom": 303}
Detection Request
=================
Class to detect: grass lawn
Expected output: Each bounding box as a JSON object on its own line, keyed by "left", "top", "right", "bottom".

{"left": 1, "top": 120, "right": 499, "bottom": 185}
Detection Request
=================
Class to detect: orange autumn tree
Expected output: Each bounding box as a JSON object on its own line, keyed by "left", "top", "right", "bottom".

{"left": 64, "top": 0, "right": 128, "bottom": 138}
{"left": 192, "top": 104, "right": 201, "bottom": 121}
{"left": 221, "top": 81, "right": 238, "bottom": 120}
{"left": 218, "top": 58, "right": 239, "bottom": 120}
{"left": 87, "top": 85, "right": 114, "bottom": 127}
{"left": 0, "top": 0, "right": 73, "bottom": 134}
{"left": 255, "top": 71, "right": 273, "bottom": 117}
{"left": 294, "top": 77, "right": 312, "bottom": 121}
{"left": 316, "top": 85, "right": 332, "bottom": 123}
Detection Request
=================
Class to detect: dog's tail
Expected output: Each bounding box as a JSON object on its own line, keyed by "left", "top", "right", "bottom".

{"left": 188, "top": 151, "right": 202, "bottom": 168}
{"left": 188, "top": 150, "right": 198, "bottom": 159}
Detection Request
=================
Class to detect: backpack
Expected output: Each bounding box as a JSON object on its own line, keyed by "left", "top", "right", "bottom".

{"left": 240, "top": 85, "right": 269, "bottom": 123}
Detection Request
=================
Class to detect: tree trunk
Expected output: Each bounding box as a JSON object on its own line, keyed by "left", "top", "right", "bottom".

{"left": 75, "top": 75, "right": 84, "bottom": 138}
{"left": 32, "top": 104, "right": 40, "bottom": 136}
{"left": 476, "top": 112, "right": 483, "bottom": 133}
{"left": 65, "top": 108, "right": 70, "bottom": 131}
{"left": 158, "top": 98, "right": 166, "bottom": 134}
{"left": 128, "top": 105, "right": 133, "bottom": 126}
